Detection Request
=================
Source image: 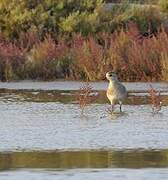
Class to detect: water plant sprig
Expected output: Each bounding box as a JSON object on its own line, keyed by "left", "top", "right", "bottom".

{"left": 76, "top": 83, "right": 97, "bottom": 114}
{"left": 149, "top": 85, "right": 162, "bottom": 114}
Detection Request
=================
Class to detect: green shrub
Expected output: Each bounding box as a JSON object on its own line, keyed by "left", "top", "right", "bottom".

{"left": 159, "top": 0, "right": 168, "bottom": 13}
{"left": 0, "top": 0, "right": 103, "bottom": 39}
{"left": 124, "top": 5, "right": 162, "bottom": 33}
{"left": 101, "top": 2, "right": 162, "bottom": 34}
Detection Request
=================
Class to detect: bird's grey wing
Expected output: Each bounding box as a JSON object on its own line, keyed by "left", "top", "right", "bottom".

{"left": 118, "top": 83, "right": 127, "bottom": 96}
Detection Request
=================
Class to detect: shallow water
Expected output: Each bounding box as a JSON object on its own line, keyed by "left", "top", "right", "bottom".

{"left": 1, "top": 81, "right": 168, "bottom": 179}
{"left": 0, "top": 80, "right": 167, "bottom": 91}
{"left": 1, "top": 102, "right": 168, "bottom": 151}
{"left": 2, "top": 168, "right": 168, "bottom": 180}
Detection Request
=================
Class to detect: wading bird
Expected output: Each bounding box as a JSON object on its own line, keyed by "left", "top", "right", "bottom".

{"left": 106, "top": 71, "right": 127, "bottom": 112}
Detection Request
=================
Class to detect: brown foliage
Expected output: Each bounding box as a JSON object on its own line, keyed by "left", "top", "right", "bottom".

{"left": 149, "top": 85, "right": 162, "bottom": 113}
{"left": 0, "top": 41, "right": 25, "bottom": 81}
{"left": 71, "top": 23, "right": 168, "bottom": 81}
{"left": 26, "top": 35, "right": 68, "bottom": 79}
{"left": 0, "top": 23, "right": 168, "bottom": 81}
{"left": 76, "top": 83, "right": 97, "bottom": 114}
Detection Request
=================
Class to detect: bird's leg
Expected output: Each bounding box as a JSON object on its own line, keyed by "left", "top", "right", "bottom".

{"left": 110, "top": 101, "right": 115, "bottom": 112}
{"left": 119, "top": 101, "right": 122, "bottom": 112}
{"left": 111, "top": 104, "right": 114, "bottom": 112}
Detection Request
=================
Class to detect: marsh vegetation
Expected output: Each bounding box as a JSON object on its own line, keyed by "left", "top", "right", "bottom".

{"left": 0, "top": 1, "right": 168, "bottom": 179}
{"left": 0, "top": 0, "right": 168, "bottom": 81}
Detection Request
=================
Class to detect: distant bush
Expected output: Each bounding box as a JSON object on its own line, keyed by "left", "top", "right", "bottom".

{"left": 0, "top": 0, "right": 165, "bottom": 40}
{"left": 100, "top": 2, "right": 164, "bottom": 36}
{"left": 0, "top": 24, "right": 168, "bottom": 82}
{"left": 25, "top": 35, "right": 69, "bottom": 80}
{"left": 70, "top": 24, "right": 168, "bottom": 81}
{"left": 127, "top": 5, "right": 162, "bottom": 33}
{"left": 0, "top": 41, "right": 25, "bottom": 81}
{"left": 0, "top": 0, "right": 103, "bottom": 39}
{"left": 105, "top": 0, "right": 158, "bottom": 3}
{"left": 72, "top": 35, "right": 105, "bottom": 81}
{"left": 159, "top": 0, "right": 168, "bottom": 13}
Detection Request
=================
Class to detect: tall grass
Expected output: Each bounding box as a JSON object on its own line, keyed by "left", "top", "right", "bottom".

{"left": 72, "top": 35, "right": 105, "bottom": 81}
{"left": 25, "top": 35, "right": 68, "bottom": 79}
{"left": 0, "top": 41, "right": 25, "bottom": 81}
{"left": 71, "top": 24, "right": 168, "bottom": 81}
{"left": 0, "top": 24, "right": 168, "bottom": 81}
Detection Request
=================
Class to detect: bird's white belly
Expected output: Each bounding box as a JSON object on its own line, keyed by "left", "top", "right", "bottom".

{"left": 107, "top": 92, "right": 125, "bottom": 101}
{"left": 107, "top": 87, "right": 126, "bottom": 102}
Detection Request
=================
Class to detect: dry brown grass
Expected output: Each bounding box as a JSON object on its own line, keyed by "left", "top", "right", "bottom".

{"left": 71, "top": 24, "right": 168, "bottom": 81}
{"left": 149, "top": 85, "right": 162, "bottom": 113}
{"left": 0, "top": 24, "right": 168, "bottom": 81}
{"left": 76, "top": 83, "right": 97, "bottom": 114}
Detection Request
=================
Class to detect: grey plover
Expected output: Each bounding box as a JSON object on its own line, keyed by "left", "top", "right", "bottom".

{"left": 106, "top": 71, "right": 127, "bottom": 112}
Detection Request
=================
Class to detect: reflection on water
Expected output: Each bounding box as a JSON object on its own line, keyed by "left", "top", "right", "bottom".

{"left": 1, "top": 150, "right": 168, "bottom": 171}
{"left": 1, "top": 89, "right": 168, "bottom": 105}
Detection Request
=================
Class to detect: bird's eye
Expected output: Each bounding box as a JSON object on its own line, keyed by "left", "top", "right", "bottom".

{"left": 109, "top": 74, "right": 112, "bottom": 77}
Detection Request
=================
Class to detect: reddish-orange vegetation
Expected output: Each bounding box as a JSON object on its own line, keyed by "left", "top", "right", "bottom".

{"left": 149, "top": 85, "right": 162, "bottom": 113}
{"left": 0, "top": 24, "right": 168, "bottom": 82}
{"left": 76, "top": 83, "right": 97, "bottom": 114}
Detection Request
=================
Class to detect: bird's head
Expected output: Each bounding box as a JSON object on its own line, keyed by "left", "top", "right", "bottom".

{"left": 106, "top": 71, "right": 118, "bottom": 82}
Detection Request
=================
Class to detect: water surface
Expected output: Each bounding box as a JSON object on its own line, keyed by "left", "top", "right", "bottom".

{"left": 1, "top": 81, "right": 168, "bottom": 179}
